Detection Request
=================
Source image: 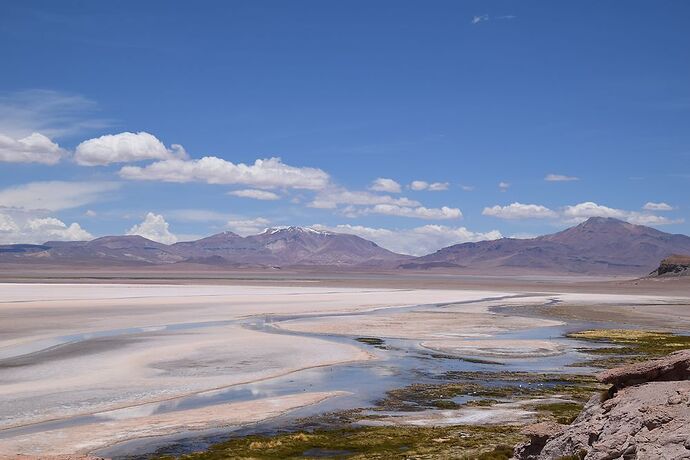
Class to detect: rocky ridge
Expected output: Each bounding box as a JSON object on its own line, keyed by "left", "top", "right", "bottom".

{"left": 513, "top": 350, "right": 690, "bottom": 460}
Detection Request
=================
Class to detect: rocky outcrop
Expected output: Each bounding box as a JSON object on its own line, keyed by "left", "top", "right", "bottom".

{"left": 514, "top": 350, "right": 690, "bottom": 460}
{"left": 650, "top": 254, "right": 690, "bottom": 277}
{"left": 597, "top": 350, "right": 690, "bottom": 389}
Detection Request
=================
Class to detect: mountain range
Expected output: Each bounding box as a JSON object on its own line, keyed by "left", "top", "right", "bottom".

{"left": 1, "top": 217, "right": 690, "bottom": 275}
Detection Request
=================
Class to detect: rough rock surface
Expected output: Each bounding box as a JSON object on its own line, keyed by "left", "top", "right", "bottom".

{"left": 514, "top": 350, "right": 690, "bottom": 460}
{"left": 538, "top": 381, "right": 690, "bottom": 459}
{"left": 513, "top": 422, "right": 567, "bottom": 460}
{"left": 596, "top": 349, "right": 690, "bottom": 388}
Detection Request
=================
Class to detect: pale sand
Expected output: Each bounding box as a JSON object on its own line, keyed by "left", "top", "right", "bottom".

{"left": 275, "top": 299, "right": 563, "bottom": 340}
{"left": 0, "top": 392, "right": 344, "bottom": 457}
{"left": 420, "top": 339, "right": 566, "bottom": 359}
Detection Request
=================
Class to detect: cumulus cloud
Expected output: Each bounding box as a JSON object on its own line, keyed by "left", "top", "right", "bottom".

{"left": 309, "top": 187, "right": 420, "bottom": 209}
{"left": 410, "top": 180, "right": 449, "bottom": 191}
{"left": 0, "top": 132, "right": 66, "bottom": 164}
{"left": 120, "top": 156, "right": 330, "bottom": 190}
{"left": 312, "top": 223, "right": 501, "bottom": 255}
{"left": 369, "top": 178, "right": 401, "bottom": 193}
{"left": 482, "top": 200, "right": 680, "bottom": 226}
{"left": 75, "top": 131, "right": 187, "bottom": 166}
{"left": 367, "top": 204, "right": 462, "bottom": 220}
{"left": 126, "top": 212, "right": 177, "bottom": 244}
{"left": 482, "top": 202, "right": 558, "bottom": 220}
{"left": 0, "top": 213, "right": 92, "bottom": 244}
{"left": 499, "top": 181, "right": 510, "bottom": 192}
{"left": 643, "top": 202, "right": 674, "bottom": 212}
{"left": 226, "top": 217, "right": 271, "bottom": 236}
{"left": 0, "top": 181, "right": 120, "bottom": 211}
{"left": 561, "top": 202, "right": 679, "bottom": 226}
{"left": 228, "top": 189, "right": 280, "bottom": 201}
{"left": 545, "top": 174, "right": 579, "bottom": 182}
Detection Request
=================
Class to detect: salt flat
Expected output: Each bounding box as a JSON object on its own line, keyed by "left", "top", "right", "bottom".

{"left": 0, "top": 283, "right": 509, "bottom": 456}
{"left": 1, "top": 282, "right": 688, "bottom": 457}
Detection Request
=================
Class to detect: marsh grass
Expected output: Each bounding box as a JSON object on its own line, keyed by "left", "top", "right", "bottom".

{"left": 156, "top": 425, "right": 524, "bottom": 460}
{"left": 567, "top": 329, "right": 690, "bottom": 368}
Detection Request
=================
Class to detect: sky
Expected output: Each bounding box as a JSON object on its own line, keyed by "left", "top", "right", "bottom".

{"left": 0, "top": 1, "right": 689, "bottom": 255}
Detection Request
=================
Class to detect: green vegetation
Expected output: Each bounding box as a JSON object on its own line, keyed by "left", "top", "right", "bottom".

{"left": 155, "top": 425, "right": 524, "bottom": 460}
{"left": 354, "top": 337, "right": 388, "bottom": 350}
{"left": 567, "top": 329, "right": 690, "bottom": 368}
{"left": 526, "top": 402, "right": 583, "bottom": 425}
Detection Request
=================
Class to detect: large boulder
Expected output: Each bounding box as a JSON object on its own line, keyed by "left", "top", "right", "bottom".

{"left": 596, "top": 349, "right": 690, "bottom": 389}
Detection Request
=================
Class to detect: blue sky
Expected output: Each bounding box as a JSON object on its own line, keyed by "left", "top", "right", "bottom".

{"left": 0, "top": 1, "right": 688, "bottom": 254}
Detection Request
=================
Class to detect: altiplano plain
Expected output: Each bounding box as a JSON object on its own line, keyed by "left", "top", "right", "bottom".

{"left": 1, "top": 279, "right": 688, "bottom": 457}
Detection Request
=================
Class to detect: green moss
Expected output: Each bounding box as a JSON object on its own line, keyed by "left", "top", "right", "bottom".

{"left": 430, "top": 399, "right": 460, "bottom": 409}
{"left": 529, "top": 402, "right": 583, "bottom": 425}
{"left": 567, "top": 329, "right": 690, "bottom": 368}
{"left": 377, "top": 373, "right": 604, "bottom": 412}
{"left": 354, "top": 337, "right": 389, "bottom": 350}
{"left": 354, "top": 337, "right": 385, "bottom": 346}
{"left": 158, "top": 425, "right": 524, "bottom": 460}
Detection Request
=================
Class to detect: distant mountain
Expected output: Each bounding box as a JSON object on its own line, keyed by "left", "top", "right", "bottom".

{"left": 0, "top": 227, "right": 408, "bottom": 268}
{"left": 2, "top": 219, "right": 689, "bottom": 274}
{"left": 405, "top": 217, "right": 690, "bottom": 275}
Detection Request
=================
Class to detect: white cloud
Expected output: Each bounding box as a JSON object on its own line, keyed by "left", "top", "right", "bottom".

{"left": 545, "top": 173, "right": 579, "bottom": 182}
{"left": 643, "top": 202, "right": 674, "bottom": 212}
{"left": 309, "top": 187, "right": 420, "bottom": 209}
{"left": 75, "top": 131, "right": 187, "bottom": 166}
{"left": 461, "top": 185, "right": 475, "bottom": 192}
{"left": 482, "top": 202, "right": 558, "bottom": 220}
{"left": 369, "top": 178, "right": 401, "bottom": 193}
{"left": 120, "top": 156, "right": 330, "bottom": 190}
{"left": 228, "top": 189, "right": 280, "bottom": 201}
{"left": 410, "top": 180, "right": 449, "bottom": 191}
{"left": 0, "top": 181, "right": 120, "bottom": 211}
{"left": 472, "top": 14, "right": 489, "bottom": 24}
{"left": 481, "top": 200, "right": 680, "bottom": 226}
{"left": 367, "top": 204, "right": 462, "bottom": 220}
{"left": 428, "top": 182, "right": 450, "bottom": 191}
{"left": 126, "top": 212, "right": 177, "bottom": 244}
{"left": 312, "top": 223, "right": 501, "bottom": 255}
{"left": 0, "top": 213, "right": 92, "bottom": 244}
{"left": 0, "top": 132, "right": 66, "bottom": 164}
{"left": 410, "top": 180, "right": 429, "bottom": 191}
{"left": 226, "top": 217, "right": 271, "bottom": 236}
{"left": 562, "top": 202, "right": 679, "bottom": 226}
{"left": 0, "top": 89, "right": 108, "bottom": 139}
{"left": 498, "top": 181, "right": 510, "bottom": 192}
{"left": 471, "top": 14, "right": 515, "bottom": 25}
